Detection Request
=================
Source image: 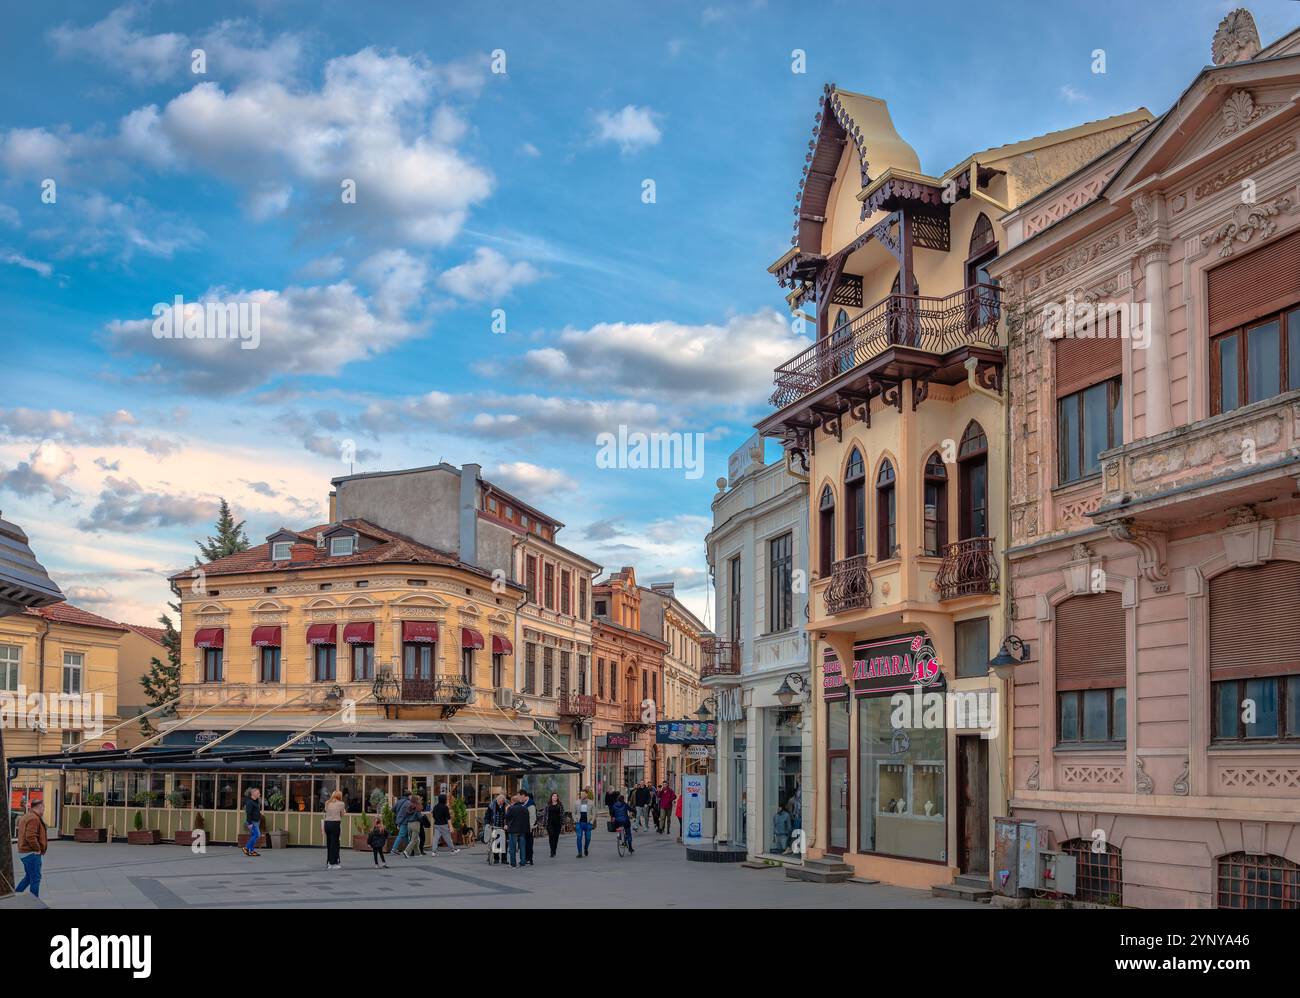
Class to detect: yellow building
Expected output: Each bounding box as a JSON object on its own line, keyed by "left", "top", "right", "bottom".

{"left": 114, "top": 622, "right": 168, "bottom": 749}
{"left": 1, "top": 603, "right": 124, "bottom": 820}
{"left": 640, "top": 582, "right": 707, "bottom": 786}
{"left": 757, "top": 85, "right": 1151, "bottom": 889}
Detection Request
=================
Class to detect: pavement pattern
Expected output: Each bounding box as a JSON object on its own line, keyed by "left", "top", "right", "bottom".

{"left": 1, "top": 826, "right": 984, "bottom": 909}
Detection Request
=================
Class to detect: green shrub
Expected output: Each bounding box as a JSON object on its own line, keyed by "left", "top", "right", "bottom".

{"left": 166, "top": 790, "right": 186, "bottom": 808}
{"left": 132, "top": 791, "right": 154, "bottom": 807}
{"left": 194, "top": 813, "right": 206, "bottom": 830}
{"left": 132, "top": 811, "right": 144, "bottom": 831}
{"left": 451, "top": 795, "right": 469, "bottom": 830}
{"left": 267, "top": 791, "right": 286, "bottom": 812}
{"left": 381, "top": 803, "right": 397, "bottom": 836}
{"left": 85, "top": 792, "right": 104, "bottom": 806}
{"left": 78, "top": 810, "right": 92, "bottom": 829}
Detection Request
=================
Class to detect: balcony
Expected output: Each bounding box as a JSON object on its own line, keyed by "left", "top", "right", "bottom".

{"left": 700, "top": 639, "right": 741, "bottom": 680}
{"left": 372, "top": 672, "right": 475, "bottom": 717}
{"left": 824, "top": 554, "right": 873, "bottom": 614}
{"left": 935, "top": 536, "right": 999, "bottom": 600}
{"left": 557, "top": 692, "right": 596, "bottom": 719}
{"left": 624, "top": 700, "right": 652, "bottom": 733}
{"left": 770, "top": 284, "right": 1001, "bottom": 409}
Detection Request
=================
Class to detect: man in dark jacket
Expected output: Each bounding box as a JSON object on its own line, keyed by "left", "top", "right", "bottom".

{"left": 430, "top": 794, "right": 459, "bottom": 854}
{"left": 504, "top": 793, "right": 531, "bottom": 868}
{"left": 633, "top": 782, "right": 652, "bottom": 830}
{"left": 243, "top": 787, "right": 263, "bottom": 856}
{"left": 389, "top": 791, "right": 412, "bottom": 855}
{"left": 487, "top": 794, "right": 508, "bottom": 863}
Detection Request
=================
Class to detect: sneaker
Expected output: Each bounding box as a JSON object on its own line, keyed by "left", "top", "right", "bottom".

{"left": 250, "top": 850, "right": 262, "bottom": 857}
{"left": 452, "top": 848, "right": 460, "bottom": 854}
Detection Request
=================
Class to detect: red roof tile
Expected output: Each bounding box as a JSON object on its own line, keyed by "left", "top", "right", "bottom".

{"left": 24, "top": 602, "right": 130, "bottom": 633}
{"left": 120, "top": 622, "right": 167, "bottom": 645}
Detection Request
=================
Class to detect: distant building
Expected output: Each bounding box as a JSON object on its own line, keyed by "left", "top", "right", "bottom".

{"left": 639, "top": 581, "right": 707, "bottom": 788}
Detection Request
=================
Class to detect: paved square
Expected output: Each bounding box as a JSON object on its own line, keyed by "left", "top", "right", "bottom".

{"left": 4, "top": 828, "right": 983, "bottom": 909}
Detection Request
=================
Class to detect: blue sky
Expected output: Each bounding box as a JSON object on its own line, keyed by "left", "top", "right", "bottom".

{"left": 0, "top": 0, "right": 1296, "bottom": 626}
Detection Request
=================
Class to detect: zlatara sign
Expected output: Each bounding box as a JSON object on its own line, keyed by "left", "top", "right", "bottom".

{"left": 850, "top": 634, "right": 943, "bottom": 694}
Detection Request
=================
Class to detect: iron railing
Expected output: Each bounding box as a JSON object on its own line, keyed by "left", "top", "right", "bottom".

{"left": 700, "top": 638, "right": 741, "bottom": 678}
{"left": 372, "top": 671, "right": 475, "bottom": 706}
{"left": 771, "top": 283, "right": 1001, "bottom": 407}
{"left": 935, "top": 536, "right": 999, "bottom": 600}
{"left": 824, "top": 554, "right": 873, "bottom": 614}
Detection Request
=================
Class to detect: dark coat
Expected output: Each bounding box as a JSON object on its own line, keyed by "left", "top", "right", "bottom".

{"left": 505, "top": 802, "right": 531, "bottom": 835}
{"left": 545, "top": 802, "right": 564, "bottom": 832}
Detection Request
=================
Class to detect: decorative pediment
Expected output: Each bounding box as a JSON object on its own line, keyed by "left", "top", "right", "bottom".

{"left": 1200, "top": 194, "right": 1296, "bottom": 257}
{"left": 1062, "top": 543, "right": 1103, "bottom": 597}
{"left": 1221, "top": 506, "right": 1275, "bottom": 567}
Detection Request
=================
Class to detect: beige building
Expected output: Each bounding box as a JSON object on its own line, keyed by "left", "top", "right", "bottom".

{"left": 640, "top": 581, "right": 707, "bottom": 787}
{"left": 114, "top": 622, "right": 167, "bottom": 748}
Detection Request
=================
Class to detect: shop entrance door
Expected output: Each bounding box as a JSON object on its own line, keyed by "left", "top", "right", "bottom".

{"left": 827, "top": 752, "right": 849, "bottom": 854}
{"left": 956, "top": 736, "right": 989, "bottom": 875}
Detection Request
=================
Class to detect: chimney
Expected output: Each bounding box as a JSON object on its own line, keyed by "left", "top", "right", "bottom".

{"left": 327, "top": 491, "right": 337, "bottom": 522}
{"left": 459, "top": 463, "right": 480, "bottom": 566}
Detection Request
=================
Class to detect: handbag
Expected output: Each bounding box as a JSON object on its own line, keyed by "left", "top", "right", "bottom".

{"left": 606, "top": 820, "right": 618, "bottom": 833}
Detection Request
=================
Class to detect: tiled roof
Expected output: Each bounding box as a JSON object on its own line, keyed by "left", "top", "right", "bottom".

{"left": 169, "top": 518, "right": 463, "bottom": 582}
{"left": 24, "top": 602, "right": 130, "bottom": 632}
{"left": 120, "top": 622, "right": 167, "bottom": 644}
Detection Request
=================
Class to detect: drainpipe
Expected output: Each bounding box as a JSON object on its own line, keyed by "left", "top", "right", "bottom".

{"left": 36, "top": 618, "right": 49, "bottom": 755}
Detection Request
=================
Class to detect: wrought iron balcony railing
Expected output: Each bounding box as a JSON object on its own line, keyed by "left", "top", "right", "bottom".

{"left": 771, "top": 283, "right": 1001, "bottom": 408}
{"left": 372, "top": 671, "right": 475, "bottom": 707}
{"left": 557, "top": 692, "right": 596, "bottom": 718}
{"left": 824, "top": 554, "right": 873, "bottom": 614}
{"left": 935, "top": 536, "right": 999, "bottom": 600}
{"left": 700, "top": 638, "right": 741, "bottom": 678}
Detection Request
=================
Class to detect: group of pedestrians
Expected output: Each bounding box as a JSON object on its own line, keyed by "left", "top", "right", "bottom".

{"left": 625, "top": 780, "right": 678, "bottom": 835}
{"left": 374, "top": 789, "right": 462, "bottom": 866}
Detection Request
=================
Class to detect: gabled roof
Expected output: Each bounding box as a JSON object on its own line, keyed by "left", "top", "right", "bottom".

{"left": 24, "top": 602, "right": 129, "bottom": 633}
{"left": 120, "top": 622, "right": 167, "bottom": 645}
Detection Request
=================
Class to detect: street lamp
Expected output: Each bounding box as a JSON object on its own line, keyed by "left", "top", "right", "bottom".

{"left": 695, "top": 696, "right": 717, "bottom": 721}
{"left": 774, "top": 673, "right": 809, "bottom": 707}
{"left": 989, "top": 635, "right": 1031, "bottom": 670}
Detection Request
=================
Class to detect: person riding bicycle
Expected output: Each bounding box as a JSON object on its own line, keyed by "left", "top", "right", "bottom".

{"left": 610, "top": 793, "right": 635, "bottom": 853}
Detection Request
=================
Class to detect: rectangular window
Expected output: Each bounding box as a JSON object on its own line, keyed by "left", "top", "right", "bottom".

{"left": 768, "top": 532, "right": 793, "bottom": 633}
{"left": 329, "top": 535, "right": 355, "bottom": 556}
{"left": 610, "top": 661, "right": 618, "bottom": 701}
{"left": 729, "top": 556, "right": 742, "bottom": 644}
{"left": 1212, "top": 306, "right": 1298, "bottom": 414}
{"left": 351, "top": 644, "right": 374, "bottom": 681}
{"left": 579, "top": 578, "right": 589, "bottom": 620}
{"left": 491, "top": 653, "right": 504, "bottom": 688}
{"left": 0, "top": 644, "right": 19, "bottom": 691}
{"left": 543, "top": 647, "right": 554, "bottom": 696}
{"left": 403, "top": 643, "right": 433, "bottom": 680}
{"left": 578, "top": 654, "right": 588, "bottom": 696}
{"left": 954, "top": 618, "right": 990, "bottom": 679}
{"left": 525, "top": 643, "right": 537, "bottom": 694}
{"left": 544, "top": 563, "right": 555, "bottom": 609}
{"left": 561, "top": 569, "right": 572, "bottom": 615}
{"left": 1213, "top": 675, "right": 1300, "bottom": 741}
{"left": 314, "top": 644, "right": 337, "bottom": 682}
{"left": 1058, "top": 376, "right": 1122, "bottom": 484}
{"left": 461, "top": 647, "right": 474, "bottom": 684}
{"left": 271, "top": 541, "right": 292, "bottom": 561}
{"left": 560, "top": 651, "right": 571, "bottom": 696}
{"left": 526, "top": 555, "right": 538, "bottom": 604}
{"left": 597, "top": 657, "right": 605, "bottom": 699}
{"left": 203, "top": 648, "right": 223, "bottom": 683}
{"left": 62, "top": 651, "right": 84, "bottom": 694}
{"left": 260, "top": 646, "right": 281, "bottom": 683}
{"left": 857, "top": 694, "right": 945, "bottom": 860}
{"left": 1057, "top": 688, "right": 1126, "bottom": 743}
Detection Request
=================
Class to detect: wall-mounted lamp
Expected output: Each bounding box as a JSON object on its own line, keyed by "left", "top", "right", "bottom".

{"left": 989, "top": 635, "right": 1030, "bottom": 669}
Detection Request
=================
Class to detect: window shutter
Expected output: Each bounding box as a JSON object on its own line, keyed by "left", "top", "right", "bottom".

{"left": 1055, "top": 591, "right": 1125, "bottom": 690}
{"left": 1207, "top": 230, "right": 1300, "bottom": 336}
{"left": 1055, "top": 333, "right": 1122, "bottom": 397}
{"left": 1210, "top": 561, "right": 1300, "bottom": 681}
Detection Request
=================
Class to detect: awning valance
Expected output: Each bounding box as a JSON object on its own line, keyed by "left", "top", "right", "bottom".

{"left": 251, "top": 626, "right": 281, "bottom": 647}
{"left": 194, "top": 628, "right": 223, "bottom": 648}
{"left": 306, "top": 623, "right": 336, "bottom": 645}
{"left": 462, "top": 627, "right": 485, "bottom": 650}
{"left": 492, "top": 634, "right": 513, "bottom": 655}
{"left": 342, "top": 621, "right": 375, "bottom": 644}
{"left": 402, "top": 620, "right": 439, "bottom": 643}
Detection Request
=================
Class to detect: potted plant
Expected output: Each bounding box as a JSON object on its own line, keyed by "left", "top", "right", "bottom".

{"left": 175, "top": 811, "right": 203, "bottom": 847}
{"left": 127, "top": 809, "right": 161, "bottom": 845}
{"left": 262, "top": 791, "right": 289, "bottom": 849}
{"left": 352, "top": 814, "right": 373, "bottom": 852}
{"left": 74, "top": 808, "right": 107, "bottom": 843}
{"left": 451, "top": 795, "right": 472, "bottom": 845}
{"left": 381, "top": 801, "right": 398, "bottom": 851}
{"left": 166, "top": 790, "right": 186, "bottom": 809}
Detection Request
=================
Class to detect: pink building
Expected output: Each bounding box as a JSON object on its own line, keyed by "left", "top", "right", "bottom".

{"left": 990, "top": 9, "right": 1300, "bottom": 907}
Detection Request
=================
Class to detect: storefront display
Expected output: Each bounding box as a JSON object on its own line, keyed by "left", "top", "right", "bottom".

{"left": 763, "top": 710, "right": 802, "bottom": 854}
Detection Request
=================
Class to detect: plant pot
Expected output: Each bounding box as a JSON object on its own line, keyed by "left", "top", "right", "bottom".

{"left": 238, "top": 831, "right": 274, "bottom": 849}
{"left": 127, "top": 829, "right": 162, "bottom": 845}
{"left": 265, "top": 830, "right": 288, "bottom": 849}
{"left": 174, "top": 830, "right": 199, "bottom": 846}
{"left": 352, "top": 834, "right": 371, "bottom": 852}
{"left": 74, "top": 827, "right": 107, "bottom": 843}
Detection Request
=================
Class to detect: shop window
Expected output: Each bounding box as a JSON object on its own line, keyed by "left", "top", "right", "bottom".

{"left": 875, "top": 460, "right": 897, "bottom": 559}
{"left": 923, "top": 452, "right": 948, "bottom": 556}
{"left": 857, "top": 695, "right": 945, "bottom": 861}
{"left": 844, "top": 448, "right": 866, "bottom": 557}
{"left": 351, "top": 643, "right": 374, "bottom": 681}
{"left": 768, "top": 531, "right": 793, "bottom": 633}
{"left": 1058, "top": 377, "right": 1121, "bottom": 484}
{"left": 818, "top": 485, "right": 835, "bottom": 575}
{"left": 764, "top": 710, "right": 804, "bottom": 855}
{"left": 1061, "top": 839, "right": 1123, "bottom": 905}
{"left": 1217, "top": 853, "right": 1300, "bottom": 909}
{"left": 203, "top": 648, "right": 224, "bottom": 683}
{"left": 260, "top": 646, "right": 281, "bottom": 683}
{"left": 955, "top": 618, "right": 990, "bottom": 679}
{"left": 1055, "top": 592, "right": 1126, "bottom": 745}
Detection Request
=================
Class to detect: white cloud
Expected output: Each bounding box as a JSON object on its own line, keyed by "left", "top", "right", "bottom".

{"left": 593, "top": 105, "right": 663, "bottom": 152}
{"left": 78, "top": 476, "right": 216, "bottom": 533}
{"left": 0, "top": 441, "right": 78, "bottom": 501}
{"left": 199, "top": 20, "right": 305, "bottom": 82}
{"left": 438, "top": 247, "right": 540, "bottom": 301}
{"left": 487, "top": 461, "right": 579, "bottom": 500}
{"left": 49, "top": 5, "right": 188, "bottom": 85}
{"left": 1, "top": 250, "right": 53, "bottom": 277}
{"left": 0, "top": 127, "right": 73, "bottom": 178}
{"left": 1060, "top": 85, "right": 1087, "bottom": 103}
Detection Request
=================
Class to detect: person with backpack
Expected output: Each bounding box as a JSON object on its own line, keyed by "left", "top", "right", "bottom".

{"left": 610, "top": 792, "right": 635, "bottom": 853}
{"left": 402, "top": 795, "right": 425, "bottom": 857}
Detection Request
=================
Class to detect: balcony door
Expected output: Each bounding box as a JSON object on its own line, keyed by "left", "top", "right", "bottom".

{"left": 965, "top": 213, "right": 1000, "bottom": 333}
{"left": 957, "top": 421, "right": 988, "bottom": 540}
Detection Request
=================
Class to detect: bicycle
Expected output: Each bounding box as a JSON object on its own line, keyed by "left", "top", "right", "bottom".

{"left": 614, "top": 821, "right": 631, "bottom": 857}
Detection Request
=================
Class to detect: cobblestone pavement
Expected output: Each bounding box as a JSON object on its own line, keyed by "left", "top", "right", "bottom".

{"left": 2, "top": 827, "right": 984, "bottom": 909}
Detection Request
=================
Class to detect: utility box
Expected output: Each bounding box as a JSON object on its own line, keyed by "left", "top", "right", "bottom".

{"left": 993, "top": 817, "right": 1048, "bottom": 896}
{"left": 1041, "top": 850, "right": 1078, "bottom": 895}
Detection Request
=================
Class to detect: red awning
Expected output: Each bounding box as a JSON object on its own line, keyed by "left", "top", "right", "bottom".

{"left": 343, "top": 621, "right": 375, "bottom": 644}
{"left": 306, "top": 623, "right": 336, "bottom": 645}
{"left": 491, "top": 634, "right": 513, "bottom": 655}
{"left": 251, "top": 626, "right": 281, "bottom": 648}
{"left": 193, "top": 628, "right": 223, "bottom": 649}
{"left": 402, "top": 620, "right": 439, "bottom": 643}
{"left": 461, "top": 627, "right": 485, "bottom": 650}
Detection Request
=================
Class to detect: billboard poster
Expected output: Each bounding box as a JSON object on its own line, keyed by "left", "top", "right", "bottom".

{"left": 655, "top": 720, "right": 717, "bottom": 744}
{"left": 683, "top": 774, "right": 706, "bottom": 845}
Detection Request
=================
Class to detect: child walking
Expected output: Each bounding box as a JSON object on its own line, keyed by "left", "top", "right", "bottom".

{"left": 368, "top": 817, "right": 389, "bottom": 868}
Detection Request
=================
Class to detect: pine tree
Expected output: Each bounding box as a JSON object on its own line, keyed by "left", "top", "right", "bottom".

{"left": 195, "top": 498, "right": 250, "bottom": 564}
{"left": 138, "top": 604, "right": 181, "bottom": 735}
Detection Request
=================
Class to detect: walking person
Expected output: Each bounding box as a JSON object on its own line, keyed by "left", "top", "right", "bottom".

{"left": 633, "top": 782, "right": 651, "bottom": 831}
{"left": 674, "top": 789, "right": 683, "bottom": 842}
{"left": 544, "top": 792, "right": 564, "bottom": 858}
{"left": 658, "top": 782, "right": 677, "bottom": 834}
{"left": 488, "top": 793, "right": 508, "bottom": 864}
{"left": 389, "top": 790, "right": 412, "bottom": 855}
{"left": 574, "top": 788, "right": 594, "bottom": 858}
{"left": 14, "top": 798, "right": 47, "bottom": 898}
{"left": 524, "top": 789, "right": 537, "bottom": 866}
{"left": 242, "top": 786, "right": 263, "bottom": 856}
{"left": 402, "top": 795, "right": 425, "bottom": 857}
{"left": 322, "top": 789, "right": 346, "bottom": 869}
{"left": 430, "top": 794, "right": 459, "bottom": 854}
{"left": 367, "top": 816, "right": 389, "bottom": 869}
{"left": 505, "top": 793, "right": 530, "bottom": 869}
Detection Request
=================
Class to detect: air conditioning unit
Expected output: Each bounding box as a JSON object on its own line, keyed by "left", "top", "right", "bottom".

{"left": 495, "top": 687, "right": 514, "bottom": 709}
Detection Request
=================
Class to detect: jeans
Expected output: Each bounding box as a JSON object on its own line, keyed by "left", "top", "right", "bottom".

{"left": 391, "top": 819, "right": 409, "bottom": 854}
{"left": 431, "top": 824, "right": 456, "bottom": 851}
{"left": 636, "top": 804, "right": 649, "bottom": 829}
{"left": 245, "top": 822, "right": 260, "bottom": 853}
{"left": 508, "top": 832, "right": 526, "bottom": 867}
{"left": 575, "top": 821, "right": 591, "bottom": 855}
{"left": 15, "top": 853, "right": 42, "bottom": 897}
{"left": 324, "top": 820, "right": 341, "bottom": 865}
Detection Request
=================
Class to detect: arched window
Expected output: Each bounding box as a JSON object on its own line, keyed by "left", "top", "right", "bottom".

{"left": 844, "top": 448, "right": 866, "bottom": 558}
{"left": 834, "top": 307, "right": 849, "bottom": 331}
{"left": 1061, "top": 839, "right": 1123, "bottom": 905}
{"left": 818, "top": 485, "right": 836, "bottom": 575}
{"left": 958, "top": 421, "right": 988, "bottom": 539}
{"left": 1218, "top": 852, "right": 1300, "bottom": 909}
{"left": 831, "top": 307, "right": 853, "bottom": 375}
{"left": 923, "top": 452, "right": 948, "bottom": 557}
{"left": 875, "top": 459, "right": 896, "bottom": 559}
{"left": 966, "top": 213, "right": 1000, "bottom": 331}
